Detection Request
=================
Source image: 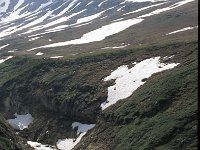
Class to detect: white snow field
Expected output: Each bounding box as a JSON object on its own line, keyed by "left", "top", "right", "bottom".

{"left": 101, "top": 56, "right": 180, "bottom": 110}
{"left": 27, "top": 18, "right": 143, "bottom": 51}
{"left": 7, "top": 113, "right": 33, "bottom": 130}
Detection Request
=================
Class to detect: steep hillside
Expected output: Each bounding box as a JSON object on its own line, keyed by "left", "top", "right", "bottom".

{"left": 0, "top": 114, "right": 27, "bottom": 150}
{"left": 74, "top": 41, "right": 198, "bottom": 150}
{"left": 0, "top": 0, "right": 198, "bottom": 149}
{"left": 0, "top": 40, "right": 198, "bottom": 149}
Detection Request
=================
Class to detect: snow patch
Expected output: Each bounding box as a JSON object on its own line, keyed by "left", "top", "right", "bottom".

{"left": 36, "top": 52, "right": 44, "bottom": 56}
{"left": 138, "top": 0, "right": 195, "bottom": 18}
{"left": 0, "top": 44, "right": 9, "bottom": 50}
{"left": 29, "top": 36, "right": 42, "bottom": 41}
{"left": 76, "top": 12, "right": 102, "bottom": 24}
{"left": 8, "top": 50, "right": 15, "bottom": 53}
{"left": 86, "top": 1, "right": 94, "bottom": 6}
{"left": 0, "top": 56, "right": 13, "bottom": 64}
{"left": 98, "top": 0, "right": 108, "bottom": 7}
{"left": 123, "top": 2, "right": 168, "bottom": 15}
{"left": 27, "top": 141, "right": 56, "bottom": 150}
{"left": 101, "top": 56, "right": 179, "bottom": 110}
{"left": 166, "top": 26, "right": 198, "bottom": 35}
{"left": 50, "top": 56, "right": 63, "bottom": 59}
{"left": 7, "top": 113, "right": 33, "bottom": 130}
{"left": 101, "top": 44, "right": 130, "bottom": 49}
{"left": 0, "top": 0, "right": 10, "bottom": 13}
{"left": 56, "top": 122, "right": 95, "bottom": 150}
{"left": 125, "top": 0, "right": 167, "bottom": 2}
{"left": 27, "top": 18, "right": 143, "bottom": 50}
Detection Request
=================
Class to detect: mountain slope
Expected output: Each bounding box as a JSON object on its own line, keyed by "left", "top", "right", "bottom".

{"left": 0, "top": 40, "right": 197, "bottom": 149}
{"left": 0, "top": 0, "right": 198, "bottom": 149}
{"left": 74, "top": 41, "right": 198, "bottom": 150}
{"left": 0, "top": 0, "right": 198, "bottom": 57}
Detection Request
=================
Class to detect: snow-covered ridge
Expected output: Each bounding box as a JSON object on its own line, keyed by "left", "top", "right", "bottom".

{"left": 101, "top": 56, "right": 179, "bottom": 110}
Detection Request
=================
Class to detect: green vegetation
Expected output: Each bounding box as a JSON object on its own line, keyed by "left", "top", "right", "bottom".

{"left": 0, "top": 40, "right": 197, "bottom": 149}
{"left": 73, "top": 40, "right": 198, "bottom": 150}
{"left": 0, "top": 115, "right": 27, "bottom": 150}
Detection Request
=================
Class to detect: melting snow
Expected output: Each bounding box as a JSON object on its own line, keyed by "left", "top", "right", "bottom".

{"left": 0, "top": 44, "right": 9, "bottom": 50}
{"left": 27, "top": 141, "right": 56, "bottom": 150}
{"left": 123, "top": 2, "right": 168, "bottom": 15}
{"left": 27, "top": 18, "right": 143, "bottom": 50}
{"left": 13, "top": 0, "right": 25, "bottom": 11}
{"left": 0, "top": 0, "right": 196, "bottom": 42}
{"left": 57, "top": 0, "right": 79, "bottom": 16}
{"left": 7, "top": 113, "right": 33, "bottom": 130}
{"left": 57, "top": 122, "right": 95, "bottom": 150}
{"left": 101, "top": 44, "right": 130, "bottom": 49}
{"left": 8, "top": 50, "right": 15, "bottom": 53}
{"left": 29, "top": 36, "right": 42, "bottom": 41}
{"left": 86, "top": 1, "right": 94, "bottom": 6}
{"left": 50, "top": 56, "right": 63, "bottom": 59}
{"left": 36, "top": 52, "right": 44, "bottom": 55}
{"left": 125, "top": 0, "right": 167, "bottom": 2}
{"left": 0, "top": 0, "right": 10, "bottom": 13}
{"left": 98, "top": 0, "right": 108, "bottom": 7}
{"left": 166, "top": 26, "right": 198, "bottom": 35}
{"left": 0, "top": 56, "right": 13, "bottom": 64}
{"left": 138, "top": 0, "right": 195, "bottom": 18}
{"left": 101, "top": 56, "right": 179, "bottom": 110}
{"left": 76, "top": 12, "right": 102, "bottom": 24}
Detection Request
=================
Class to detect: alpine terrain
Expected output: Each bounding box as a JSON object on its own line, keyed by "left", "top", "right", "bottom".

{"left": 0, "top": 0, "right": 198, "bottom": 149}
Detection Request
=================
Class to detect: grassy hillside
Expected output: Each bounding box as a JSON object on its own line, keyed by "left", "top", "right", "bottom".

{"left": 0, "top": 40, "right": 197, "bottom": 149}
{"left": 74, "top": 40, "right": 198, "bottom": 150}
